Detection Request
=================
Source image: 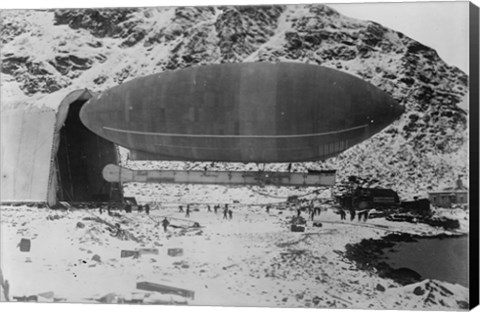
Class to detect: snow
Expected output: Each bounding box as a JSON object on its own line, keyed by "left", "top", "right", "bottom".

{"left": 0, "top": 202, "right": 469, "bottom": 308}
{"left": 1, "top": 5, "right": 470, "bottom": 200}
{"left": 0, "top": 5, "right": 472, "bottom": 310}
{"left": 456, "top": 93, "right": 469, "bottom": 112}
{"left": 1, "top": 89, "right": 69, "bottom": 111}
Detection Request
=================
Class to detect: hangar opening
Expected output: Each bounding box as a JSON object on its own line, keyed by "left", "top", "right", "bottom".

{"left": 54, "top": 93, "right": 123, "bottom": 204}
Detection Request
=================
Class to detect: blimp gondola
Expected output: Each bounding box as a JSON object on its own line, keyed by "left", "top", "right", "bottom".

{"left": 80, "top": 62, "right": 403, "bottom": 163}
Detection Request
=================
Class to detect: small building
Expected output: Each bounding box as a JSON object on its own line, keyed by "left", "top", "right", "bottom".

{"left": 428, "top": 176, "right": 468, "bottom": 208}
{"left": 428, "top": 189, "right": 468, "bottom": 208}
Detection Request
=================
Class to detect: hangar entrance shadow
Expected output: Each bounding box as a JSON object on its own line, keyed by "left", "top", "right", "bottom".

{"left": 55, "top": 98, "right": 122, "bottom": 203}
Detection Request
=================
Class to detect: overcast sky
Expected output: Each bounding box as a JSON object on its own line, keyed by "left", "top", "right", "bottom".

{"left": 328, "top": 1, "right": 471, "bottom": 74}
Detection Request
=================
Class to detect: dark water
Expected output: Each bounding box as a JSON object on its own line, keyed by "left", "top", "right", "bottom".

{"left": 382, "top": 236, "right": 469, "bottom": 287}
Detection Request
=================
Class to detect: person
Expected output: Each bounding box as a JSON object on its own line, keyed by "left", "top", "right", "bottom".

{"left": 145, "top": 204, "right": 150, "bottom": 215}
{"left": 207, "top": 204, "right": 211, "bottom": 212}
{"left": 0, "top": 279, "right": 9, "bottom": 302}
{"left": 214, "top": 205, "right": 218, "bottom": 214}
{"left": 228, "top": 209, "right": 233, "bottom": 220}
{"left": 1, "top": 268, "right": 10, "bottom": 302}
{"left": 358, "top": 210, "right": 363, "bottom": 221}
{"left": 161, "top": 217, "right": 170, "bottom": 232}
{"left": 3, "top": 280, "right": 9, "bottom": 302}
{"left": 297, "top": 208, "right": 301, "bottom": 217}
{"left": 179, "top": 205, "right": 184, "bottom": 213}
{"left": 310, "top": 209, "right": 315, "bottom": 221}
{"left": 99, "top": 206, "right": 103, "bottom": 214}
{"left": 266, "top": 205, "right": 270, "bottom": 213}
{"left": 185, "top": 205, "right": 191, "bottom": 218}
{"left": 362, "top": 210, "right": 369, "bottom": 222}
{"left": 339, "top": 209, "right": 346, "bottom": 220}
{"left": 350, "top": 208, "right": 356, "bottom": 221}
{"left": 223, "top": 205, "right": 229, "bottom": 219}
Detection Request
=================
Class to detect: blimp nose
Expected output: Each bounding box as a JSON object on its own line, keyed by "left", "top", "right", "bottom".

{"left": 394, "top": 102, "right": 405, "bottom": 119}
{"left": 383, "top": 98, "right": 404, "bottom": 123}
{"left": 368, "top": 98, "right": 404, "bottom": 131}
{"left": 79, "top": 100, "right": 92, "bottom": 129}
{"left": 80, "top": 97, "right": 102, "bottom": 137}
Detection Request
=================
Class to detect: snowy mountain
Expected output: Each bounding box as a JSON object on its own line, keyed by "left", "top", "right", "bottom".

{"left": 0, "top": 5, "right": 469, "bottom": 198}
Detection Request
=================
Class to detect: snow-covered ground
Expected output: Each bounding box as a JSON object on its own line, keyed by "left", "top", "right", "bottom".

{"left": 0, "top": 200, "right": 469, "bottom": 309}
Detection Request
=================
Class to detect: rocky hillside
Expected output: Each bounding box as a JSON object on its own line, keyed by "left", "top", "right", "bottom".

{"left": 0, "top": 5, "right": 469, "bottom": 198}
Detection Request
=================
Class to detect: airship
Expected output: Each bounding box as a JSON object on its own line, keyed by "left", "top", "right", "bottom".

{"left": 80, "top": 62, "right": 403, "bottom": 163}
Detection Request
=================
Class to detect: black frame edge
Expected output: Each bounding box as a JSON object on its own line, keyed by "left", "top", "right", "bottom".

{"left": 470, "top": 1, "right": 480, "bottom": 310}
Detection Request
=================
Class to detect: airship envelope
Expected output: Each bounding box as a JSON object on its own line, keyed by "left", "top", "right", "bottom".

{"left": 80, "top": 62, "right": 403, "bottom": 163}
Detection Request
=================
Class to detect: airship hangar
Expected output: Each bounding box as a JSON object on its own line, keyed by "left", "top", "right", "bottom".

{"left": 1, "top": 62, "right": 403, "bottom": 207}
{"left": 1, "top": 89, "right": 123, "bottom": 207}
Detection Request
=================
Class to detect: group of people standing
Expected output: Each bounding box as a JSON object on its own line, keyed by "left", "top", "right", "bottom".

{"left": 293, "top": 199, "right": 322, "bottom": 221}
{"left": 290, "top": 199, "right": 371, "bottom": 223}
{"left": 212, "top": 203, "right": 234, "bottom": 220}
{"left": 338, "top": 208, "right": 369, "bottom": 221}
{"left": 178, "top": 203, "right": 234, "bottom": 220}
{"left": 99, "top": 203, "right": 150, "bottom": 215}
{"left": 178, "top": 204, "right": 192, "bottom": 217}
{"left": 296, "top": 205, "right": 322, "bottom": 221}
{"left": 222, "top": 205, "right": 233, "bottom": 220}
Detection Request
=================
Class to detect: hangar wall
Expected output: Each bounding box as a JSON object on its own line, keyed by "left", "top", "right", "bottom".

{"left": 1, "top": 109, "right": 56, "bottom": 202}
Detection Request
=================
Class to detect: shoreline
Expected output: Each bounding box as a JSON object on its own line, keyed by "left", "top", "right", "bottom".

{"left": 344, "top": 231, "right": 469, "bottom": 286}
